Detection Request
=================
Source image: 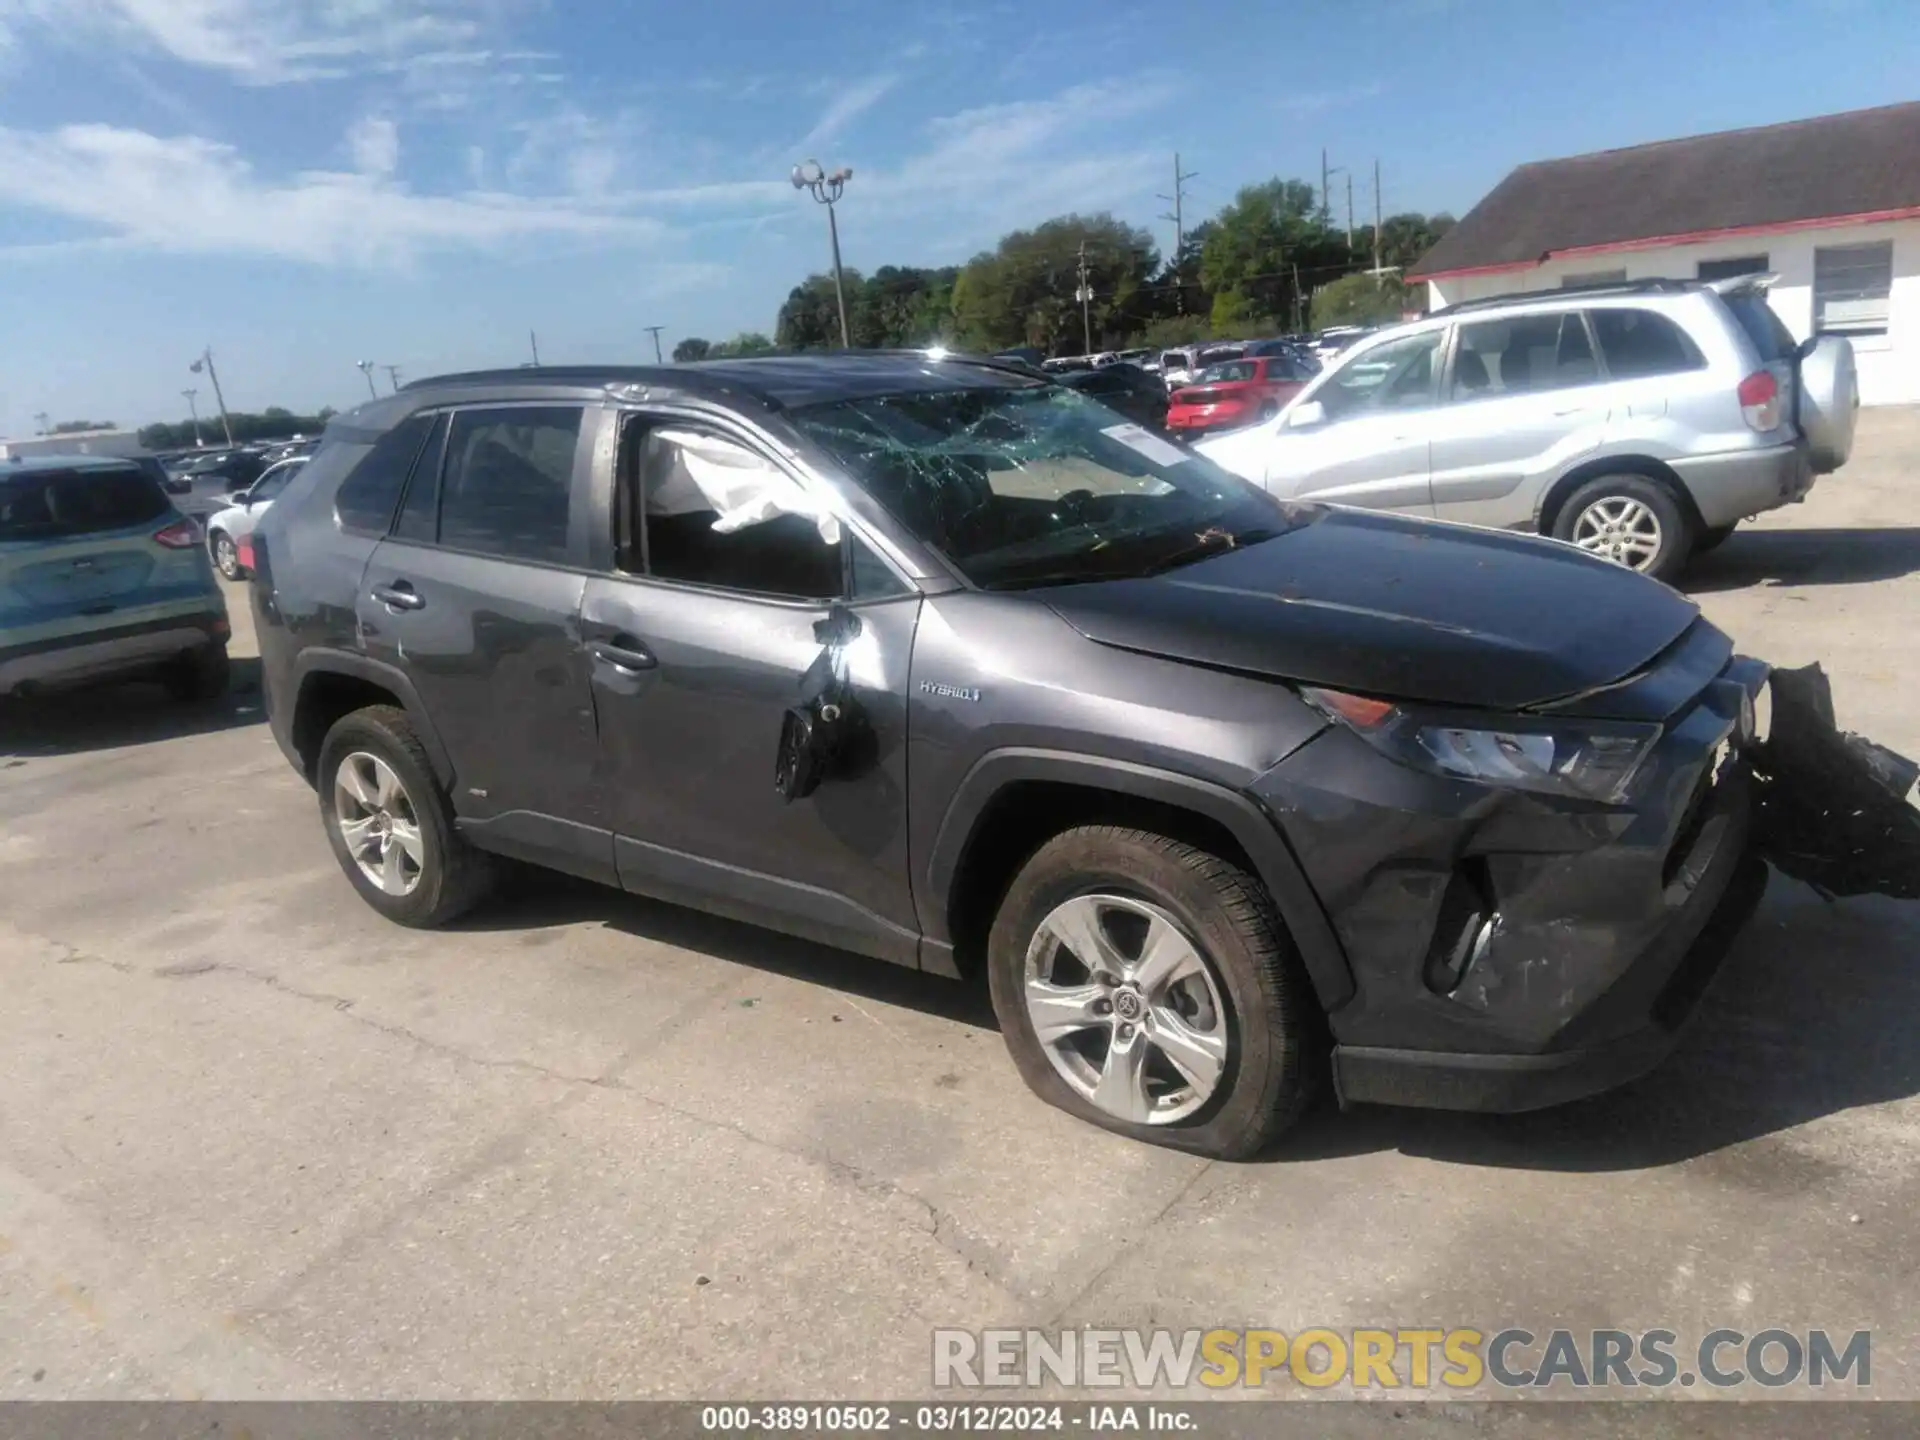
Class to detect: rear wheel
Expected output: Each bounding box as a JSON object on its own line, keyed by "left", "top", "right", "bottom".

{"left": 317, "top": 705, "right": 494, "bottom": 927}
{"left": 1257, "top": 400, "right": 1280, "bottom": 422}
{"left": 987, "top": 825, "right": 1318, "bottom": 1159}
{"left": 209, "top": 529, "right": 241, "bottom": 580}
{"left": 1552, "top": 474, "right": 1692, "bottom": 582}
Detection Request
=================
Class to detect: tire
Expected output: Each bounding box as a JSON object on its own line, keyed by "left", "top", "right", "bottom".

{"left": 162, "top": 642, "right": 229, "bottom": 702}
{"left": 1550, "top": 473, "right": 1692, "bottom": 582}
{"left": 986, "top": 825, "right": 1319, "bottom": 1159}
{"left": 1256, "top": 401, "right": 1280, "bottom": 422}
{"left": 209, "top": 529, "right": 242, "bottom": 580}
{"left": 316, "top": 704, "right": 494, "bottom": 927}
{"left": 1695, "top": 523, "right": 1736, "bottom": 554}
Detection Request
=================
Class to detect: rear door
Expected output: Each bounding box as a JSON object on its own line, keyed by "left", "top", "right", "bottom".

{"left": 1, "top": 467, "right": 208, "bottom": 650}
{"left": 1427, "top": 310, "right": 1608, "bottom": 529}
{"left": 356, "top": 403, "right": 609, "bottom": 877}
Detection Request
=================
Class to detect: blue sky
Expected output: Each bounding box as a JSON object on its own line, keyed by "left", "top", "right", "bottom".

{"left": 0, "top": 0, "right": 1914, "bottom": 437}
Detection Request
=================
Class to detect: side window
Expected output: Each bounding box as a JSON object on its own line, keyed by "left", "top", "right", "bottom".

{"left": 335, "top": 413, "right": 433, "bottom": 535}
{"left": 1590, "top": 308, "right": 1705, "bottom": 379}
{"left": 249, "top": 463, "right": 297, "bottom": 502}
{"left": 392, "top": 414, "right": 448, "bottom": 543}
{"left": 437, "top": 406, "right": 582, "bottom": 563}
{"left": 1451, "top": 313, "right": 1597, "bottom": 400}
{"left": 619, "top": 421, "right": 847, "bottom": 602}
{"left": 1319, "top": 330, "right": 1443, "bottom": 420}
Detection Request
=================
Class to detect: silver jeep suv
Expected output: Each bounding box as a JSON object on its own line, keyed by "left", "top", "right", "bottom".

{"left": 1196, "top": 276, "right": 1858, "bottom": 580}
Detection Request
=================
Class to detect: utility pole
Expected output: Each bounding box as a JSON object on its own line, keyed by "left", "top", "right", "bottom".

{"left": 384, "top": 365, "right": 403, "bottom": 394}
{"left": 1292, "top": 262, "right": 1303, "bottom": 333}
{"left": 644, "top": 326, "right": 665, "bottom": 364}
{"left": 1345, "top": 173, "right": 1355, "bottom": 253}
{"left": 791, "top": 161, "right": 854, "bottom": 348}
{"left": 189, "top": 349, "right": 235, "bottom": 446}
{"left": 355, "top": 360, "right": 379, "bottom": 400}
{"left": 1372, "top": 158, "right": 1384, "bottom": 278}
{"left": 1157, "top": 152, "right": 1199, "bottom": 313}
{"left": 1075, "top": 240, "right": 1094, "bottom": 354}
{"left": 529, "top": 330, "right": 541, "bottom": 366}
{"left": 181, "top": 389, "right": 203, "bottom": 446}
{"left": 32, "top": 410, "right": 49, "bottom": 436}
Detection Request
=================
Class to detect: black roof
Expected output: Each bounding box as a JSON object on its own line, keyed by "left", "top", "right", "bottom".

{"left": 1411, "top": 101, "right": 1920, "bottom": 279}
{"left": 400, "top": 351, "right": 1042, "bottom": 411}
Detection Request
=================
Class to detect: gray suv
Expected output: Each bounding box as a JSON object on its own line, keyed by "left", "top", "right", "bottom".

{"left": 253, "top": 354, "right": 1772, "bottom": 1158}
{"left": 1197, "top": 276, "right": 1858, "bottom": 580}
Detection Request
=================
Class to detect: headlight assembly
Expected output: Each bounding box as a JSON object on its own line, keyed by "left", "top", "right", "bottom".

{"left": 1302, "top": 686, "right": 1660, "bottom": 803}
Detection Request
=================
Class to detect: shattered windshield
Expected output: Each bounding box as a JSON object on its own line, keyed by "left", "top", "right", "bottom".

{"left": 790, "top": 382, "right": 1301, "bottom": 589}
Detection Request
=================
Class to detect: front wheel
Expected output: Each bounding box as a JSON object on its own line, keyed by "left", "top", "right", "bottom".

{"left": 987, "top": 825, "right": 1318, "bottom": 1159}
{"left": 1552, "top": 474, "right": 1692, "bottom": 582}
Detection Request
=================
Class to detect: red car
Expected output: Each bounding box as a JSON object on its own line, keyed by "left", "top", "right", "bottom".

{"left": 1166, "top": 356, "right": 1309, "bottom": 433}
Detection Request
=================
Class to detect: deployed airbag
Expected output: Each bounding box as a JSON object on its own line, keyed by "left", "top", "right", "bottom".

{"left": 649, "top": 429, "right": 841, "bottom": 544}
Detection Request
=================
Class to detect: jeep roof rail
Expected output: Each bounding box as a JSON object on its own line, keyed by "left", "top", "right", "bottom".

{"left": 1430, "top": 277, "right": 1703, "bottom": 317}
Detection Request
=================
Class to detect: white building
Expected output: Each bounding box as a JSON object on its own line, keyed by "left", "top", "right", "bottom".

{"left": 1411, "top": 102, "right": 1920, "bottom": 406}
{"left": 0, "top": 428, "right": 147, "bottom": 460}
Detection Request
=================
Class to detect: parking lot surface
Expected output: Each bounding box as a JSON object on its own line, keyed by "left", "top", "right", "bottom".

{"left": 3, "top": 410, "right": 1918, "bottom": 1412}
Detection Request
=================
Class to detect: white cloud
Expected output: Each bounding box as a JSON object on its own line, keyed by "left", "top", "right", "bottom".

{"left": 346, "top": 114, "right": 397, "bottom": 176}
{"left": 795, "top": 73, "right": 899, "bottom": 154}
{"left": 0, "top": 123, "right": 662, "bottom": 266}
{"left": 0, "top": 0, "right": 481, "bottom": 83}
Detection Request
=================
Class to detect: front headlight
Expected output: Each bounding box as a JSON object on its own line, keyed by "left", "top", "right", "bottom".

{"left": 1302, "top": 686, "right": 1660, "bottom": 803}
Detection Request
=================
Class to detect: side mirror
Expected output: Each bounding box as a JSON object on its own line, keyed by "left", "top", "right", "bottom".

{"left": 1285, "top": 399, "right": 1327, "bottom": 429}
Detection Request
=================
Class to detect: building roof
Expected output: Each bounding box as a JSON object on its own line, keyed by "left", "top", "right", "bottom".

{"left": 1410, "top": 101, "right": 1920, "bottom": 281}
{"left": 1, "top": 452, "right": 142, "bottom": 475}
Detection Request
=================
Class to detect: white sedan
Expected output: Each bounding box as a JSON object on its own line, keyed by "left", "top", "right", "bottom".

{"left": 204, "top": 454, "right": 307, "bottom": 579}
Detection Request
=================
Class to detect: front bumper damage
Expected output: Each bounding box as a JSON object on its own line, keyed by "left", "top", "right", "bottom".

{"left": 1258, "top": 655, "right": 1919, "bottom": 1114}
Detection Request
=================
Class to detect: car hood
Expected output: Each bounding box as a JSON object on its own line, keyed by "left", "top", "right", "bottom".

{"left": 1043, "top": 507, "right": 1701, "bottom": 711}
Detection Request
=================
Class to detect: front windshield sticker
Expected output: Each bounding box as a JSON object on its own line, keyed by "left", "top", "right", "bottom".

{"left": 1100, "top": 423, "right": 1188, "bottom": 471}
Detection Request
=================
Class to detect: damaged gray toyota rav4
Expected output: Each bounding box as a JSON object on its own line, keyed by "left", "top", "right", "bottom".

{"left": 254, "top": 353, "right": 1815, "bottom": 1159}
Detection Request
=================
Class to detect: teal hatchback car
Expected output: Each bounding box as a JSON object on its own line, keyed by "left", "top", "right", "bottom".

{"left": 0, "top": 454, "right": 230, "bottom": 700}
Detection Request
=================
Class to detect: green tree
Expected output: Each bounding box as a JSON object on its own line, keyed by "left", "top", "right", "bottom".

{"left": 135, "top": 408, "right": 336, "bottom": 451}
{"left": 709, "top": 332, "right": 775, "bottom": 358}
{"left": 672, "top": 337, "right": 712, "bottom": 362}
{"left": 950, "top": 213, "right": 1157, "bottom": 355}
{"left": 1378, "top": 212, "right": 1455, "bottom": 274}
{"left": 50, "top": 419, "right": 116, "bottom": 434}
{"left": 776, "top": 272, "right": 850, "bottom": 349}
{"left": 1201, "top": 179, "right": 1347, "bottom": 332}
{"left": 1309, "top": 273, "right": 1417, "bottom": 329}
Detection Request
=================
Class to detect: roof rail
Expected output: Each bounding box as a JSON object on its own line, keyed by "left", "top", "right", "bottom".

{"left": 1431, "top": 277, "right": 1701, "bottom": 317}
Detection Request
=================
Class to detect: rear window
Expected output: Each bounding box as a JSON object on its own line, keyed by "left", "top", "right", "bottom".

{"left": 1723, "top": 294, "right": 1797, "bottom": 363}
{"left": 0, "top": 467, "right": 169, "bottom": 542}
{"left": 1590, "top": 308, "right": 1706, "bottom": 379}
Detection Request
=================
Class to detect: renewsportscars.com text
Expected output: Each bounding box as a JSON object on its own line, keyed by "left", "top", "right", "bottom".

{"left": 932, "top": 1326, "right": 1871, "bottom": 1391}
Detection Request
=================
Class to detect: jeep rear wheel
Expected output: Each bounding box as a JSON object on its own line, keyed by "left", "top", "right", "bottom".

{"left": 986, "top": 825, "right": 1318, "bottom": 1159}
{"left": 1552, "top": 473, "right": 1692, "bottom": 582}
{"left": 317, "top": 704, "right": 493, "bottom": 927}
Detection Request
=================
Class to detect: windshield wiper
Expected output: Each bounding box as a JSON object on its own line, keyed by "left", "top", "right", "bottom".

{"left": 1136, "top": 525, "right": 1286, "bottom": 575}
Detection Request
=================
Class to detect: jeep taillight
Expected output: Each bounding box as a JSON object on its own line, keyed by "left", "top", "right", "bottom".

{"left": 152, "top": 519, "right": 199, "bottom": 549}
{"left": 1738, "top": 369, "right": 1781, "bottom": 431}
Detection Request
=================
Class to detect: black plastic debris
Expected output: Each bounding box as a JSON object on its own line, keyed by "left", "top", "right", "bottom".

{"left": 1747, "top": 663, "right": 1920, "bottom": 899}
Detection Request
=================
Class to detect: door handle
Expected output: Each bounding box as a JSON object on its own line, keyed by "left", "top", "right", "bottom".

{"left": 371, "top": 581, "right": 424, "bottom": 611}
{"left": 588, "top": 637, "right": 656, "bottom": 673}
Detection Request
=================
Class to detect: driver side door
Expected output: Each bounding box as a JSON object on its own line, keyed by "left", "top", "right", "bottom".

{"left": 579, "top": 411, "right": 925, "bottom": 967}
{"left": 1266, "top": 328, "right": 1445, "bottom": 515}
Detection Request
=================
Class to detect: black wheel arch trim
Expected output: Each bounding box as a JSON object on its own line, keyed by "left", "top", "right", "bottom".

{"left": 289, "top": 649, "right": 455, "bottom": 788}
{"left": 926, "top": 747, "right": 1355, "bottom": 1011}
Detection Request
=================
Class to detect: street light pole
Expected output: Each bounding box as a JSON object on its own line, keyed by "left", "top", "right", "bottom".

{"left": 791, "top": 159, "right": 853, "bottom": 348}
{"left": 384, "top": 365, "right": 403, "bottom": 394}
{"left": 182, "top": 388, "right": 203, "bottom": 446}
{"left": 644, "top": 325, "right": 665, "bottom": 364}
{"left": 356, "top": 360, "right": 379, "bottom": 400}
{"left": 189, "top": 349, "right": 235, "bottom": 446}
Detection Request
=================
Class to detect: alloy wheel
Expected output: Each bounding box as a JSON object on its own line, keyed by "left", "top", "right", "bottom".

{"left": 333, "top": 751, "right": 425, "bottom": 897}
{"left": 1022, "top": 893, "right": 1230, "bottom": 1125}
{"left": 212, "top": 533, "right": 239, "bottom": 579}
{"left": 1571, "top": 496, "right": 1663, "bottom": 571}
